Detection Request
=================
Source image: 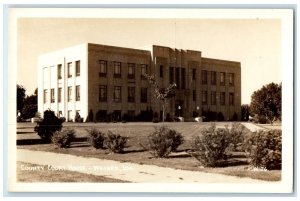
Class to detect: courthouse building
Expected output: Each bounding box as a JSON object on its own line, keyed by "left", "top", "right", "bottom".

{"left": 38, "top": 43, "right": 241, "bottom": 122}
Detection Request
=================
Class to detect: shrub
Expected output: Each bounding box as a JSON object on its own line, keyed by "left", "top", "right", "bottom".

{"left": 87, "top": 128, "right": 105, "bottom": 149}
{"left": 147, "top": 127, "right": 184, "bottom": 158}
{"left": 34, "top": 110, "right": 64, "bottom": 142}
{"left": 245, "top": 129, "right": 282, "bottom": 170}
{"left": 191, "top": 124, "right": 231, "bottom": 167}
{"left": 228, "top": 123, "right": 247, "bottom": 152}
{"left": 217, "top": 112, "right": 224, "bottom": 121}
{"left": 104, "top": 131, "right": 128, "bottom": 153}
{"left": 52, "top": 129, "right": 76, "bottom": 148}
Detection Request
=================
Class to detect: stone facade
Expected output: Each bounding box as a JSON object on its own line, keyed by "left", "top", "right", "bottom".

{"left": 38, "top": 43, "right": 241, "bottom": 122}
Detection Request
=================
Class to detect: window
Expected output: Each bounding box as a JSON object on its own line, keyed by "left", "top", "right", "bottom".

{"left": 68, "top": 87, "right": 72, "bottom": 102}
{"left": 229, "top": 73, "right": 234, "bottom": 86}
{"left": 141, "top": 88, "right": 147, "bottom": 103}
{"left": 114, "top": 86, "right": 121, "bottom": 102}
{"left": 141, "top": 64, "right": 147, "bottom": 79}
{"left": 193, "top": 90, "right": 196, "bottom": 101}
{"left": 192, "top": 69, "right": 196, "bottom": 80}
{"left": 128, "top": 87, "right": 135, "bottom": 102}
{"left": 57, "top": 64, "right": 62, "bottom": 79}
{"left": 220, "top": 72, "right": 225, "bottom": 85}
{"left": 211, "top": 71, "right": 217, "bottom": 85}
{"left": 99, "top": 85, "right": 107, "bottom": 102}
{"left": 202, "top": 91, "right": 208, "bottom": 105}
{"left": 211, "top": 91, "right": 216, "bottom": 105}
{"left": 51, "top": 89, "right": 55, "bottom": 103}
{"left": 99, "top": 60, "right": 107, "bottom": 77}
{"left": 175, "top": 67, "right": 180, "bottom": 88}
{"left": 220, "top": 92, "right": 226, "bottom": 105}
{"left": 202, "top": 70, "right": 207, "bottom": 84}
{"left": 128, "top": 63, "right": 135, "bottom": 79}
{"left": 169, "top": 67, "right": 174, "bottom": 83}
{"left": 181, "top": 68, "right": 186, "bottom": 89}
{"left": 75, "top": 60, "right": 80, "bottom": 76}
{"left": 76, "top": 85, "right": 80, "bottom": 101}
{"left": 114, "top": 62, "right": 121, "bottom": 78}
{"left": 160, "top": 65, "right": 164, "bottom": 78}
{"left": 229, "top": 93, "right": 234, "bottom": 105}
{"left": 67, "top": 62, "right": 72, "bottom": 78}
{"left": 58, "top": 88, "right": 62, "bottom": 103}
{"left": 43, "top": 89, "right": 48, "bottom": 103}
{"left": 68, "top": 110, "right": 73, "bottom": 122}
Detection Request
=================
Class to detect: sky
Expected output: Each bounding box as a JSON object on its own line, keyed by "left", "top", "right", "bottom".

{"left": 17, "top": 17, "right": 281, "bottom": 104}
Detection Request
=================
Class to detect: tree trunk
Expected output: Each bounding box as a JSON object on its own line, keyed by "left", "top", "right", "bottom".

{"left": 162, "top": 103, "right": 165, "bottom": 126}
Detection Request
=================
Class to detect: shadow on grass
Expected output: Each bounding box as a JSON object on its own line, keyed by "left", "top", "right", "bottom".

{"left": 17, "top": 137, "right": 89, "bottom": 146}
{"left": 122, "top": 149, "right": 146, "bottom": 154}
{"left": 17, "top": 131, "right": 35, "bottom": 135}
{"left": 17, "top": 139, "right": 50, "bottom": 145}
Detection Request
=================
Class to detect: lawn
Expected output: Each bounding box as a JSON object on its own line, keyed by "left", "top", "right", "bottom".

{"left": 17, "top": 161, "right": 128, "bottom": 182}
{"left": 17, "top": 122, "right": 281, "bottom": 182}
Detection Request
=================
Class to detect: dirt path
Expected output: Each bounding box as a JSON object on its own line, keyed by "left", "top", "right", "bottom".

{"left": 17, "top": 149, "right": 269, "bottom": 183}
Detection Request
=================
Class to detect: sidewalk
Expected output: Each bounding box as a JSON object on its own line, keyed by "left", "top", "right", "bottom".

{"left": 17, "top": 149, "right": 268, "bottom": 183}
{"left": 240, "top": 122, "right": 265, "bottom": 132}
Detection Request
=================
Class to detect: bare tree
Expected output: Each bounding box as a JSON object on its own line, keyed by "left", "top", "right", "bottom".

{"left": 143, "top": 74, "right": 177, "bottom": 124}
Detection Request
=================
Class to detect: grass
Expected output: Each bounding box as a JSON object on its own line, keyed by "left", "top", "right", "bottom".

{"left": 17, "top": 122, "right": 281, "bottom": 182}
{"left": 17, "top": 162, "right": 128, "bottom": 182}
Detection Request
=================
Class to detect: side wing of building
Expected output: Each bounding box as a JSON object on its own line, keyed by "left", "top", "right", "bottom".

{"left": 38, "top": 43, "right": 88, "bottom": 121}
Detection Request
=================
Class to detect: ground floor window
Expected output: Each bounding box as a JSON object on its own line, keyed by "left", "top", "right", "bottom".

{"left": 68, "top": 110, "right": 73, "bottom": 122}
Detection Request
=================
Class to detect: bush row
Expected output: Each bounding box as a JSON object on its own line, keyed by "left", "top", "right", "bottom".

{"left": 35, "top": 110, "right": 281, "bottom": 170}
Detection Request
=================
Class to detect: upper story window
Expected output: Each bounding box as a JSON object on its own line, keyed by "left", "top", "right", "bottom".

{"left": 160, "top": 65, "right": 164, "bottom": 78}
{"left": 229, "top": 92, "right": 234, "bottom": 105}
{"left": 76, "top": 85, "right": 80, "bottom": 101}
{"left": 128, "top": 87, "right": 135, "bottom": 102}
{"left": 141, "top": 88, "right": 147, "bottom": 103}
{"left": 220, "top": 92, "right": 226, "bottom": 105}
{"left": 201, "top": 70, "right": 207, "bottom": 84}
{"left": 141, "top": 64, "right": 147, "bottom": 79}
{"left": 75, "top": 60, "right": 80, "bottom": 76}
{"left": 114, "top": 86, "right": 122, "bottom": 102}
{"left": 202, "top": 91, "right": 207, "bottom": 105}
{"left": 51, "top": 89, "right": 55, "bottom": 103}
{"left": 58, "top": 88, "right": 62, "bottom": 103}
{"left": 211, "top": 71, "right": 217, "bottom": 85}
{"left": 192, "top": 69, "right": 196, "bottom": 80}
{"left": 99, "top": 60, "right": 107, "bottom": 77}
{"left": 57, "top": 64, "right": 62, "bottom": 79}
{"left": 229, "top": 73, "right": 234, "bottom": 86}
{"left": 169, "top": 67, "right": 174, "bottom": 83}
{"left": 114, "top": 62, "right": 121, "bottom": 78}
{"left": 128, "top": 63, "right": 135, "bottom": 79}
{"left": 193, "top": 90, "right": 196, "bottom": 101}
{"left": 43, "top": 89, "right": 48, "bottom": 103}
{"left": 99, "top": 85, "right": 107, "bottom": 102}
{"left": 67, "top": 62, "right": 72, "bottom": 78}
{"left": 68, "top": 87, "right": 72, "bottom": 102}
{"left": 211, "top": 91, "right": 216, "bottom": 105}
{"left": 220, "top": 72, "right": 226, "bottom": 86}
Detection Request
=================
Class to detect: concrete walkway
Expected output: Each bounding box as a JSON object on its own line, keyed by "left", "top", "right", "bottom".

{"left": 17, "top": 149, "right": 268, "bottom": 183}
{"left": 241, "top": 122, "right": 265, "bottom": 132}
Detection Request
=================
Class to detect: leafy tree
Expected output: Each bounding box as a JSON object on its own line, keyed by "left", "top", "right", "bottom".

{"left": 21, "top": 88, "right": 38, "bottom": 119}
{"left": 17, "top": 85, "right": 26, "bottom": 114}
{"left": 250, "top": 82, "right": 281, "bottom": 124}
{"left": 241, "top": 104, "right": 250, "bottom": 121}
{"left": 143, "top": 74, "right": 177, "bottom": 124}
